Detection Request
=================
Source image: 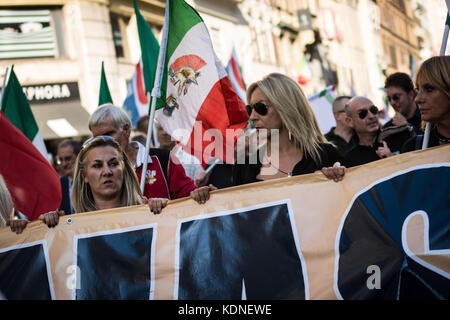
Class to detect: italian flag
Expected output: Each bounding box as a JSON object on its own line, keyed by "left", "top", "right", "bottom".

{"left": 0, "top": 67, "right": 62, "bottom": 220}
{"left": 154, "top": 0, "right": 249, "bottom": 165}
{"left": 226, "top": 47, "right": 247, "bottom": 104}
{"left": 1, "top": 66, "right": 50, "bottom": 161}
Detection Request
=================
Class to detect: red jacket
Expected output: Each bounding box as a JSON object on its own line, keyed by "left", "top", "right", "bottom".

{"left": 134, "top": 142, "right": 197, "bottom": 199}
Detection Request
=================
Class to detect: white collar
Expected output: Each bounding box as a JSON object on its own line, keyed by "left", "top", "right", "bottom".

{"left": 133, "top": 141, "right": 153, "bottom": 169}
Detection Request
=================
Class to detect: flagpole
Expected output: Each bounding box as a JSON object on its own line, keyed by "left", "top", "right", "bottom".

{"left": 140, "top": 0, "right": 170, "bottom": 193}
{"left": 0, "top": 66, "right": 9, "bottom": 109}
{"left": 423, "top": 2, "right": 450, "bottom": 149}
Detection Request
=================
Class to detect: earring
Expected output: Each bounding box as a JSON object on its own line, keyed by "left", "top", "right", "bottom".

{"left": 288, "top": 131, "right": 292, "bottom": 141}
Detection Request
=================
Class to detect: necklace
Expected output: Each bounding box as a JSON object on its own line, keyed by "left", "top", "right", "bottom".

{"left": 433, "top": 126, "right": 450, "bottom": 144}
{"left": 264, "top": 157, "right": 292, "bottom": 177}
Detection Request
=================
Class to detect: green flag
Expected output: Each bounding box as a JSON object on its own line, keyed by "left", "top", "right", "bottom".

{"left": 134, "top": 0, "right": 160, "bottom": 104}
{"left": 1, "top": 66, "right": 49, "bottom": 159}
{"left": 99, "top": 61, "right": 113, "bottom": 105}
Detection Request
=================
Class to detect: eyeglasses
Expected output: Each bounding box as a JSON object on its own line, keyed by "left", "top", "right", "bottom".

{"left": 246, "top": 102, "right": 270, "bottom": 116}
{"left": 82, "top": 135, "right": 115, "bottom": 149}
{"left": 56, "top": 155, "right": 75, "bottom": 165}
{"left": 387, "top": 93, "right": 402, "bottom": 102}
{"left": 357, "top": 106, "right": 379, "bottom": 119}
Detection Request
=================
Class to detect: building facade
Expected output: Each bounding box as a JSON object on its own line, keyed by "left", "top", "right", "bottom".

{"left": 0, "top": 0, "right": 443, "bottom": 155}
{"left": 0, "top": 0, "right": 165, "bottom": 153}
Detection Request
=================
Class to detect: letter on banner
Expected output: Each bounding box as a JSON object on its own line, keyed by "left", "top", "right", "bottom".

{"left": 175, "top": 202, "right": 308, "bottom": 299}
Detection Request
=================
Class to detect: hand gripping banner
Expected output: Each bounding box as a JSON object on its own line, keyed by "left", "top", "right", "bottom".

{"left": 0, "top": 145, "right": 449, "bottom": 299}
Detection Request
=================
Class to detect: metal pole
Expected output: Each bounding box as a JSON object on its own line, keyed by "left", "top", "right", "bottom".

{"left": 140, "top": 0, "right": 170, "bottom": 193}
{"left": 422, "top": 5, "right": 450, "bottom": 149}
{"left": 0, "top": 66, "right": 9, "bottom": 110}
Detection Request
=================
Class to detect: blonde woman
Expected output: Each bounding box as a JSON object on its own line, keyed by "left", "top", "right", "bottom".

{"left": 9, "top": 136, "right": 215, "bottom": 233}
{"left": 402, "top": 55, "right": 450, "bottom": 152}
{"left": 233, "top": 73, "right": 345, "bottom": 185}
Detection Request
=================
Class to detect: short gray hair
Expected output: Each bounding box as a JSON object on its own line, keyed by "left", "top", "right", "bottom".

{"left": 89, "top": 104, "right": 132, "bottom": 130}
{"left": 332, "top": 95, "right": 352, "bottom": 113}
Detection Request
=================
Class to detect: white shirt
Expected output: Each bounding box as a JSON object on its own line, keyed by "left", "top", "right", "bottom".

{"left": 133, "top": 141, "right": 153, "bottom": 169}
{"left": 172, "top": 145, "right": 204, "bottom": 181}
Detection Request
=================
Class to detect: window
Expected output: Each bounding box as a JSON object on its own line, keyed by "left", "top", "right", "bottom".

{"left": 392, "top": 0, "right": 406, "bottom": 12}
{"left": 400, "top": 49, "right": 406, "bottom": 66}
{"left": 255, "top": 29, "right": 277, "bottom": 64}
{"left": 0, "top": 7, "right": 64, "bottom": 60}
{"left": 389, "top": 45, "right": 397, "bottom": 68}
{"left": 110, "top": 13, "right": 130, "bottom": 59}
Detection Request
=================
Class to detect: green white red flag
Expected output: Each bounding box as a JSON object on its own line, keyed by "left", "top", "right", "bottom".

{"left": 134, "top": 0, "right": 160, "bottom": 103}
{"left": 0, "top": 67, "right": 61, "bottom": 220}
{"left": 154, "top": 0, "right": 249, "bottom": 165}
{"left": 1, "top": 66, "right": 50, "bottom": 160}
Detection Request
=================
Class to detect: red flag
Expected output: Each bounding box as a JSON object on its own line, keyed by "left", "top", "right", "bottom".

{"left": 0, "top": 111, "right": 62, "bottom": 221}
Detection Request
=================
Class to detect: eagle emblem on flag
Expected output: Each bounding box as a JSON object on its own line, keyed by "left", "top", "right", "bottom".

{"left": 164, "top": 54, "right": 206, "bottom": 117}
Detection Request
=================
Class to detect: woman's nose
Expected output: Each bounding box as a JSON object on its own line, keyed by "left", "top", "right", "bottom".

{"left": 101, "top": 165, "right": 112, "bottom": 175}
{"left": 415, "top": 91, "right": 423, "bottom": 104}
{"left": 249, "top": 108, "right": 259, "bottom": 122}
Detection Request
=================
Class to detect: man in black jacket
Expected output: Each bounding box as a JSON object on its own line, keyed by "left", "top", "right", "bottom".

{"left": 383, "top": 72, "right": 422, "bottom": 135}
{"left": 324, "top": 95, "right": 358, "bottom": 156}
{"left": 56, "top": 139, "right": 81, "bottom": 214}
{"left": 343, "top": 96, "right": 415, "bottom": 167}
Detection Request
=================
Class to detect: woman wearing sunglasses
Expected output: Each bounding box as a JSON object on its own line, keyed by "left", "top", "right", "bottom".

{"left": 401, "top": 55, "right": 450, "bottom": 152}
{"left": 233, "top": 73, "right": 346, "bottom": 185}
{"left": 8, "top": 136, "right": 215, "bottom": 233}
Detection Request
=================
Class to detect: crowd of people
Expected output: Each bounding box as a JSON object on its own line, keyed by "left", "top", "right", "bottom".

{"left": 1, "top": 55, "right": 449, "bottom": 234}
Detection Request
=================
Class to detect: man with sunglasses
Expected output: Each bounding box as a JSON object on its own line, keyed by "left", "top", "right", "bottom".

{"left": 383, "top": 72, "right": 422, "bottom": 135}
{"left": 324, "top": 96, "right": 358, "bottom": 156}
{"left": 343, "top": 96, "right": 414, "bottom": 167}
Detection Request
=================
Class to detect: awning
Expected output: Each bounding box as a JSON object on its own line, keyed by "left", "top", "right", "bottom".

{"left": 31, "top": 101, "right": 92, "bottom": 139}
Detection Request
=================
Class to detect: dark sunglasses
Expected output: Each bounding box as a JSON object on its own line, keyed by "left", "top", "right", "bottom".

{"left": 246, "top": 102, "right": 270, "bottom": 116}
{"left": 357, "top": 106, "right": 379, "bottom": 119}
{"left": 387, "top": 93, "right": 402, "bottom": 102}
{"left": 82, "top": 135, "right": 115, "bottom": 149}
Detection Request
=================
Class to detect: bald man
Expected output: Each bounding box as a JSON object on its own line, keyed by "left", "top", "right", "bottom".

{"left": 343, "top": 96, "right": 414, "bottom": 167}
{"left": 324, "top": 96, "right": 358, "bottom": 155}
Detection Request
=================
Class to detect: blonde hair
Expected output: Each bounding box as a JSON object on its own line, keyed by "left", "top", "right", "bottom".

{"left": 415, "top": 56, "right": 450, "bottom": 100}
{"left": 0, "top": 174, "right": 13, "bottom": 227}
{"left": 71, "top": 137, "right": 143, "bottom": 213}
{"left": 247, "top": 73, "right": 327, "bottom": 164}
